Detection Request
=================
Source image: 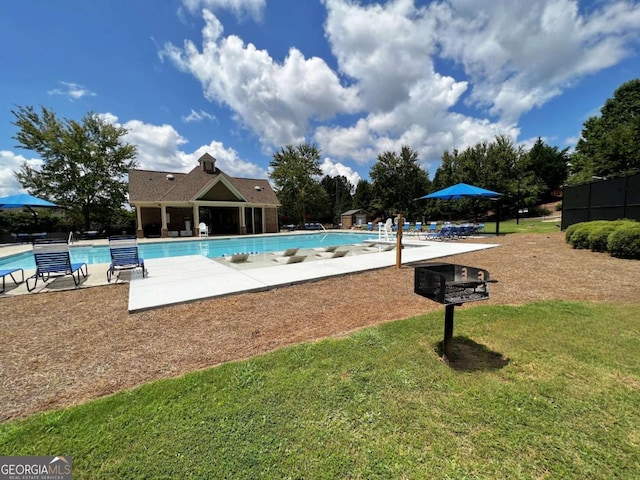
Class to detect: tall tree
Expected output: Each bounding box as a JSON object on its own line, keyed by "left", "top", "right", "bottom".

{"left": 12, "top": 106, "right": 137, "bottom": 230}
{"left": 352, "top": 179, "right": 373, "bottom": 212}
{"left": 320, "top": 175, "right": 353, "bottom": 224}
{"left": 369, "top": 145, "right": 430, "bottom": 220}
{"left": 525, "top": 137, "right": 569, "bottom": 197}
{"left": 574, "top": 78, "right": 640, "bottom": 179}
{"left": 269, "top": 143, "right": 327, "bottom": 226}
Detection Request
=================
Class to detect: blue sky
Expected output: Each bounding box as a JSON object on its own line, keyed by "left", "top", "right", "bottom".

{"left": 1, "top": 0, "right": 640, "bottom": 196}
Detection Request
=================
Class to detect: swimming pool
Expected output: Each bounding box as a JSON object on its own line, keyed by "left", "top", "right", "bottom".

{"left": 0, "top": 232, "right": 378, "bottom": 270}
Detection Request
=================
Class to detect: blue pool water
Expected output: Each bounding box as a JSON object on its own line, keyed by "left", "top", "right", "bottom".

{"left": 0, "top": 232, "right": 378, "bottom": 270}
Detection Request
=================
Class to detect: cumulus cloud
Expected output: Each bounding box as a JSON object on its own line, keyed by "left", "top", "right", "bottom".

{"left": 181, "top": 0, "right": 265, "bottom": 21}
{"left": 98, "top": 113, "right": 267, "bottom": 178}
{"left": 0, "top": 151, "right": 43, "bottom": 197}
{"left": 47, "top": 81, "right": 96, "bottom": 101}
{"left": 163, "top": 0, "right": 640, "bottom": 176}
{"left": 182, "top": 108, "right": 216, "bottom": 122}
{"left": 433, "top": 0, "right": 640, "bottom": 121}
{"left": 320, "top": 157, "right": 361, "bottom": 189}
{"left": 160, "top": 9, "right": 361, "bottom": 148}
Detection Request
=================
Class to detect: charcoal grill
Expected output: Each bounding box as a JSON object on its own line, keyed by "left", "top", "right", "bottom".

{"left": 413, "top": 262, "right": 497, "bottom": 358}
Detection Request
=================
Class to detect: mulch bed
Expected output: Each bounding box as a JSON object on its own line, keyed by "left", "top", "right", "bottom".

{"left": 1, "top": 232, "right": 638, "bottom": 421}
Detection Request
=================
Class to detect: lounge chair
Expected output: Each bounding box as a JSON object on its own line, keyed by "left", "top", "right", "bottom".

{"left": 0, "top": 268, "right": 24, "bottom": 293}
{"left": 362, "top": 244, "right": 395, "bottom": 252}
{"left": 270, "top": 247, "right": 299, "bottom": 257}
{"left": 26, "top": 240, "right": 88, "bottom": 292}
{"left": 315, "top": 250, "right": 349, "bottom": 259}
{"left": 272, "top": 255, "right": 306, "bottom": 265}
{"left": 107, "top": 235, "right": 146, "bottom": 282}
{"left": 312, "top": 245, "right": 339, "bottom": 253}
{"left": 223, "top": 253, "right": 250, "bottom": 263}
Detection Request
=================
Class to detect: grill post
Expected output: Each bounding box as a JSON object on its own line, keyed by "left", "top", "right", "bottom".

{"left": 443, "top": 304, "right": 455, "bottom": 358}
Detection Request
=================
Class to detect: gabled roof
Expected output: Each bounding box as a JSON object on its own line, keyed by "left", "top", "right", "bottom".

{"left": 341, "top": 209, "right": 369, "bottom": 216}
{"left": 128, "top": 155, "right": 279, "bottom": 206}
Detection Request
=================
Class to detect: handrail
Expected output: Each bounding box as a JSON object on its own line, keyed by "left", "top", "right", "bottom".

{"left": 68, "top": 231, "right": 73, "bottom": 244}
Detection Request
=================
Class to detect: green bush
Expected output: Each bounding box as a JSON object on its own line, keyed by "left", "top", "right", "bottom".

{"left": 567, "top": 222, "right": 600, "bottom": 249}
{"left": 607, "top": 222, "right": 640, "bottom": 259}
{"left": 564, "top": 223, "right": 581, "bottom": 245}
{"left": 587, "top": 220, "right": 628, "bottom": 252}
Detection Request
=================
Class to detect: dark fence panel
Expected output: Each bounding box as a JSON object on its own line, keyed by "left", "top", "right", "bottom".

{"left": 562, "top": 173, "right": 640, "bottom": 230}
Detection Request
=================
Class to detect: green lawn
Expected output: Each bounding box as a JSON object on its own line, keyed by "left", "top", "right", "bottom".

{"left": 2, "top": 301, "right": 638, "bottom": 479}
{"left": 483, "top": 218, "right": 562, "bottom": 235}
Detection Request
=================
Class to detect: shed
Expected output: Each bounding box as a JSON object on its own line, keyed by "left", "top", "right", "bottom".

{"left": 341, "top": 209, "right": 370, "bottom": 229}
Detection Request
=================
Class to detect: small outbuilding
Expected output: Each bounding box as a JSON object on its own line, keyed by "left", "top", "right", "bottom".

{"left": 340, "top": 209, "right": 370, "bottom": 229}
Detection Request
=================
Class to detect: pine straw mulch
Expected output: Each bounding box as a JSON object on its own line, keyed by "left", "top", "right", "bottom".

{"left": 1, "top": 232, "right": 639, "bottom": 422}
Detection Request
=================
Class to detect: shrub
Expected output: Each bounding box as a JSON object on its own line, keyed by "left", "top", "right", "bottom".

{"left": 564, "top": 223, "right": 581, "bottom": 245}
{"left": 607, "top": 222, "right": 640, "bottom": 259}
{"left": 587, "top": 220, "right": 628, "bottom": 252}
{"left": 567, "top": 222, "right": 598, "bottom": 249}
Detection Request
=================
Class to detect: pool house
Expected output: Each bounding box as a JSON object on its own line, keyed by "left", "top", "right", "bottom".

{"left": 128, "top": 153, "right": 280, "bottom": 238}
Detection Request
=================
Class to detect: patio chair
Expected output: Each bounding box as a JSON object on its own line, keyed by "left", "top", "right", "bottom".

{"left": 26, "top": 240, "right": 88, "bottom": 292}
{"left": 198, "top": 223, "right": 209, "bottom": 237}
{"left": 315, "top": 249, "right": 349, "bottom": 259}
{"left": 0, "top": 268, "right": 24, "bottom": 293}
{"left": 107, "top": 235, "right": 146, "bottom": 282}
{"left": 272, "top": 255, "right": 306, "bottom": 265}
{"left": 270, "top": 247, "right": 299, "bottom": 257}
{"left": 312, "top": 245, "right": 339, "bottom": 253}
{"left": 223, "top": 253, "right": 250, "bottom": 263}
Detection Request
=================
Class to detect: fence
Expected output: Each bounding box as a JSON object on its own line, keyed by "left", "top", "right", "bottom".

{"left": 561, "top": 173, "right": 640, "bottom": 230}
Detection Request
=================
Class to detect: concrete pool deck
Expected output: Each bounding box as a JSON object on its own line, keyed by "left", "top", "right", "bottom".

{"left": 0, "top": 234, "right": 499, "bottom": 312}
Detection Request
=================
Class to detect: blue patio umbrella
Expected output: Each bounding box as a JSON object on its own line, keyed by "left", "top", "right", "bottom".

{"left": 417, "top": 183, "right": 503, "bottom": 235}
{"left": 0, "top": 193, "right": 59, "bottom": 209}
{"left": 417, "top": 183, "right": 501, "bottom": 201}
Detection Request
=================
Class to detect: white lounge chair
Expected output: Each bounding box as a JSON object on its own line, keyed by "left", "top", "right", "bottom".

{"left": 270, "top": 247, "right": 299, "bottom": 257}
{"left": 315, "top": 250, "right": 349, "bottom": 259}
{"left": 272, "top": 255, "right": 306, "bottom": 265}
{"left": 223, "top": 253, "right": 250, "bottom": 263}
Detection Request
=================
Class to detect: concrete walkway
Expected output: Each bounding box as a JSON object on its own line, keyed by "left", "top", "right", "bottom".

{"left": 128, "top": 240, "right": 498, "bottom": 312}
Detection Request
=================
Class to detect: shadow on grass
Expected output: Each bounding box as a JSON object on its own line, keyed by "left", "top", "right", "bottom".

{"left": 435, "top": 336, "right": 510, "bottom": 372}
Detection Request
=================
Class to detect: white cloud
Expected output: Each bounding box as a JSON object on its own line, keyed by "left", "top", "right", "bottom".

{"left": 160, "top": 9, "right": 361, "bottom": 148}
{"left": 433, "top": 0, "right": 640, "bottom": 121}
{"left": 98, "top": 113, "right": 267, "bottom": 179}
{"left": 0, "top": 151, "right": 43, "bottom": 197}
{"left": 320, "top": 157, "right": 361, "bottom": 189}
{"left": 182, "top": 108, "right": 216, "bottom": 122}
{"left": 47, "top": 82, "right": 96, "bottom": 101}
{"left": 181, "top": 0, "right": 266, "bottom": 21}
{"left": 184, "top": 141, "right": 268, "bottom": 178}
{"left": 161, "top": 0, "right": 640, "bottom": 177}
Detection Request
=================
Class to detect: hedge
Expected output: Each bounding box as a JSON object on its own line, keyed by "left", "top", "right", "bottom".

{"left": 565, "top": 220, "right": 639, "bottom": 259}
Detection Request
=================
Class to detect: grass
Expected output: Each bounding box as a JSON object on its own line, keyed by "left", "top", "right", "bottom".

{"left": 2, "top": 301, "right": 639, "bottom": 479}
{"left": 482, "top": 218, "right": 562, "bottom": 235}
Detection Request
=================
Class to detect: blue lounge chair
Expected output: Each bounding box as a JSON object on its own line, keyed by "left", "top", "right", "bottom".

{"left": 107, "top": 235, "right": 146, "bottom": 282}
{"left": 0, "top": 268, "right": 24, "bottom": 293}
{"left": 26, "top": 240, "right": 88, "bottom": 292}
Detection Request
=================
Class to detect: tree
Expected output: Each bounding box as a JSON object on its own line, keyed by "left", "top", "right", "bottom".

{"left": 269, "top": 143, "right": 328, "bottom": 226}
{"left": 574, "top": 78, "right": 640, "bottom": 179}
{"left": 12, "top": 106, "right": 137, "bottom": 230}
{"left": 320, "top": 175, "right": 353, "bottom": 225}
{"left": 524, "top": 137, "right": 569, "bottom": 198}
{"left": 352, "top": 179, "right": 373, "bottom": 212}
{"left": 369, "top": 145, "right": 431, "bottom": 220}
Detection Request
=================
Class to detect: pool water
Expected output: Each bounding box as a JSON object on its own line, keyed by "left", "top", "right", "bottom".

{"left": 0, "top": 232, "right": 378, "bottom": 270}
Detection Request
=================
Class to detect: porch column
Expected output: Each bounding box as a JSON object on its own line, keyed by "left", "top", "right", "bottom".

{"left": 135, "top": 206, "right": 143, "bottom": 238}
{"left": 160, "top": 205, "right": 168, "bottom": 238}
{"left": 239, "top": 206, "right": 247, "bottom": 234}
{"left": 193, "top": 205, "right": 201, "bottom": 236}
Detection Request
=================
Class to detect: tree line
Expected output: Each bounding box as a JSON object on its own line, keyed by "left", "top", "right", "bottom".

{"left": 6, "top": 79, "right": 640, "bottom": 232}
